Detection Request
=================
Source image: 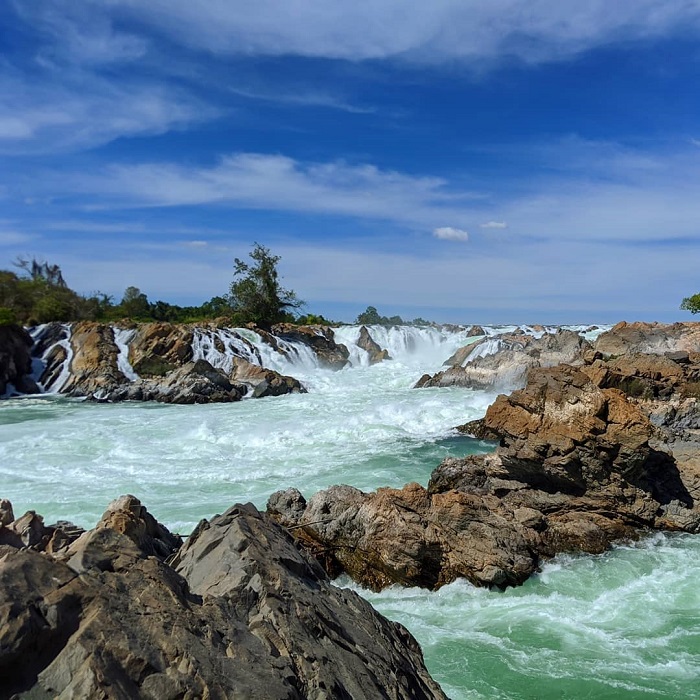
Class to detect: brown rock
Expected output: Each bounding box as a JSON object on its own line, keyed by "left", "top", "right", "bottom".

{"left": 357, "top": 326, "right": 391, "bottom": 364}
{"left": 271, "top": 323, "right": 350, "bottom": 369}
{"left": 128, "top": 322, "right": 194, "bottom": 376}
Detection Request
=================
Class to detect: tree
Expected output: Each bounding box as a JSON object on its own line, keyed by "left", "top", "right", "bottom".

{"left": 229, "top": 243, "right": 303, "bottom": 328}
{"left": 680, "top": 294, "right": 700, "bottom": 314}
{"left": 356, "top": 306, "right": 382, "bottom": 325}
{"left": 120, "top": 286, "right": 150, "bottom": 318}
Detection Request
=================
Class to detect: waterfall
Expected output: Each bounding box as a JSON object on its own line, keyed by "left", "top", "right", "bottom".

{"left": 30, "top": 323, "right": 74, "bottom": 393}
{"left": 113, "top": 328, "right": 139, "bottom": 382}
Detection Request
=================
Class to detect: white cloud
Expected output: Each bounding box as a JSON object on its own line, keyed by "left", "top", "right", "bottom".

{"left": 433, "top": 226, "right": 469, "bottom": 241}
{"left": 480, "top": 221, "right": 508, "bottom": 229}
{"left": 96, "top": 0, "right": 700, "bottom": 64}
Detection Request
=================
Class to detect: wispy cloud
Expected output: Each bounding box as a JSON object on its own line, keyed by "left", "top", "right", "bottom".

{"left": 480, "top": 221, "right": 508, "bottom": 229}
{"left": 92, "top": 0, "right": 700, "bottom": 64}
{"left": 229, "top": 87, "right": 374, "bottom": 114}
{"left": 433, "top": 226, "right": 469, "bottom": 241}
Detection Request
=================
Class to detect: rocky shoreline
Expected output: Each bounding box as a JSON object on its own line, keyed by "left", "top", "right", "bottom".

{"left": 0, "top": 495, "right": 446, "bottom": 699}
{"left": 270, "top": 322, "right": 700, "bottom": 590}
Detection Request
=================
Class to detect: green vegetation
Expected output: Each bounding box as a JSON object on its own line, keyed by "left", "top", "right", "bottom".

{"left": 680, "top": 293, "right": 700, "bottom": 314}
{"left": 0, "top": 246, "right": 321, "bottom": 328}
{"left": 228, "top": 243, "right": 304, "bottom": 329}
{"left": 355, "top": 306, "right": 431, "bottom": 327}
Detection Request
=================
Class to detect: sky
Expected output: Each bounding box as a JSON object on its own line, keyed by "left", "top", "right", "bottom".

{"left": 3, "top": 0, "right": 700, "bottom": 324}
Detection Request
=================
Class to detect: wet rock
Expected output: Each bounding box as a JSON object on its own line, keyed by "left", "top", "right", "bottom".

{"left": 0, "top": 324, "right": 35, "bottom": 396}
{"left": 417, "top": 329, "right": 591, "bottom": 391}
{"left": 280, "top": 361, "right": 700, "bottom": 591}
{"left": 128, "top": 322, "right": 194, "bottom": 376}
{"left": 271, "top": 323, "right": 350, "bottom": 369}
{"left": 357, "top": 326, "right": 391, "bottom": 364}
{"left": 230, "top": 356, "right": 306, "bottom": 397}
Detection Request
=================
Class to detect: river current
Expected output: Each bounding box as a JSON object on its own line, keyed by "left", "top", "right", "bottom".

{"left": 2, "top": 324, "right": 699, "bottom": 698}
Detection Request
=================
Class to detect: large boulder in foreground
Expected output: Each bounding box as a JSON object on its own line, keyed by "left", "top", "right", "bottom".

{"left": 0, "top": 496, "right": 446, "bottom": 699}
{"left": 273, "top": 361, "right": 700, "bottom": 592}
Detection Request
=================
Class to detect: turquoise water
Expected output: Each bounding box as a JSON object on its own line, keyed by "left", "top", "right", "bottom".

{"left": 2, "top": 328, "right": 699, "bottom": 699}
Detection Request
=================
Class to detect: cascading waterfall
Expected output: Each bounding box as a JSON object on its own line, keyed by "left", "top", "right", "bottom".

{"left": 30, "top": 323, "right": 74, "bottom": 393}
{"left": 113, "top": 328, "right": 139, "bottom": 381}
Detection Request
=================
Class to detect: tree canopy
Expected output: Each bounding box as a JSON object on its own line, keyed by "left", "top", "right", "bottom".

{"left": 228, "top": 243, "right": 303, "bottom": 328}
{"left": 680, "top": 294, "right": 700, "bottom": 314}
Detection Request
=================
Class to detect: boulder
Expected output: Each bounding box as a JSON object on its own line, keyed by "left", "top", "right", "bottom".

{"left": 60, "top": 322, "right": 127, "bottom": 397}
{"left": 0, "top": 324, "right": 36, "bottom": 396}
{"left": 467, "top": 325, "right": 486, "bottom": 337}
{"left": 230, "top": 356, "right": 306, "bottom": 397}
{"left": 357, "top": 326, "right": 391, "bottom": 364}
{"left": 417, "top": 329, "right": 591, "bottom": 391}
{"left": 271, "top": 323, "right": 350, "bottom": 369}
{"left": 128, "top": 322, "right": 194, "bottom": 376}
{"left": 0, "top": 497, "right": 446, "bottom": 699}
{"left": 594, "top": 321, "right": 700, "bottom": 357}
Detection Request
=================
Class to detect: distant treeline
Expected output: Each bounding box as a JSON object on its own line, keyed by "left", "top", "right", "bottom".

{"left": 1, "top": 251, "right": 433, "bottom": 328}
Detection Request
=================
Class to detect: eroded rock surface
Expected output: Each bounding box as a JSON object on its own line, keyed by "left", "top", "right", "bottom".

{"left": 0, "top": 496, "right": 446, "bottom": 699}
{"left": 416, "top": 329, "right": 590, "bottom": 391}
{"left": 357, "top": 326, "right": 391, "bottom": 364}
{"left": 275, "top": 358, "right": 700, "bottom": 592}
{"left": 272, "top": 324, "right": 350, "bottom": 369}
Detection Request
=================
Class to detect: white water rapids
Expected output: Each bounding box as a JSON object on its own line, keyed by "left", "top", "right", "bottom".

{"left": 3, "top": 322, "right": 698, "bottom": 699}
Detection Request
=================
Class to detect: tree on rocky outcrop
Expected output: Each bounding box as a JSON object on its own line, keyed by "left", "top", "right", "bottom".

{"left": 356, "top": 306, "right": 405, "bottom": 326}
{"left": 228, "top": 243, "right": 303, "bottom": 329}
{"left": 119, "top": 286, "right": 150, "bottom": 318}
{"left": 680, "top": 293, "right": 700, "bottom": 314}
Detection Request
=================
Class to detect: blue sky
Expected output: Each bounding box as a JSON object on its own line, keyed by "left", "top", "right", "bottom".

{"left": 3, "top": 1, "right": 700, "bottom": 324}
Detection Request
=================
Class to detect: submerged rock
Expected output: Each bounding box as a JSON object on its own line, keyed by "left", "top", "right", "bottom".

{"left": 0, "top": 496, "right": 446, "bottom": 699}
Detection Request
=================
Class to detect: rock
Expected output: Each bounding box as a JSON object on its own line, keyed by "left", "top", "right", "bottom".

{"left": 230, "top": 356, "right": 306, "bottom": 397}
{"left": 128, "top": 322, "right": 194, "bottom": 376}
{"left": 60, "top": 322, "right": 127, "bottom": 397}
{"left": 0, "top": 498, "right": 14, "bottom": 526}
{"left": 0, "top": 324, "right": 36, "bottom": 396}
{"left": 357, "top": 326, "right": 391, "bottom": 364}
{"left": 111, "top": 360, "right": 248, "bottom": 404}
{"left": 0, "top": 498, "right": 446, "bottom": 699}
{"left": 417, "top": 329, "right": 591, "bottom": 391}
{"left": 271, "top": 323, "right": 350, "bottom": 369}
{"left": 279, "top": 361, "right": 700, "bottom": 592}
{"left": 467, "top": 325, "right": 486, "bottom": 337}
{"left": 594, "top": 321, "right": 700, "bottom": 357}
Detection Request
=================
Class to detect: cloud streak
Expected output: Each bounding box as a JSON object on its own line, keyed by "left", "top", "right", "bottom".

{"left": 433, "top": 227, "right": 469, "bottom": 241}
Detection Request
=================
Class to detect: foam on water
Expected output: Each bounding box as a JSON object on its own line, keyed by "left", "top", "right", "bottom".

{"left": 352, "top": 534, "right": 700, "bottom": 699}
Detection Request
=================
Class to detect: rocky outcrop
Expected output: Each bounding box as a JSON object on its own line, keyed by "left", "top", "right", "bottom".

{"left": 467, "top": 325, "right": 485, "bottom": 337}
{"left": 230, "top": 356, "right": 306, "bottom": 398}
{"left": 272, "top": 323, "right": 350, "bottom": 369}
{"left": 594, "top": 321, "right": 700, "bottom": 357}
{"left": 0, "top": 324, "right": 38, "bottom": 395}
{"left": 416, "top": 329, "right": 590, "bottom": 391}
{"left": 357, "top": 326, "right": 391, "bottom": 364}
{"left": 61, "top": 322, "right": 128, "bottom": 397}
{"left": 30, "top": 322, "right": 306, "bottom": 403}
{"left": 128, "top": 322, "right": 193, "bottom": 376}
{"left": 274, "top": 359, "right": 700, "bottom": 592}
{"left": 0, "top": 496, "right": 446, "bottom": 699}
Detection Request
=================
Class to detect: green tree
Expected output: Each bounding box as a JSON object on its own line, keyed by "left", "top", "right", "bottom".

{"left": 356, "top": 306, "right": 382, "bottom": 325}
{"left": 120, "top": 286, "right": 150, "bottom": 318}
{"left": 680, "top": 294, "right": 700, "bottom": 314}
{"left": 229, "top": 243, "right": 303, "bottom": 328}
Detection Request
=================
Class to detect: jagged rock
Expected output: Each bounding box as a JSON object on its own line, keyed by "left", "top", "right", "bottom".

{"left": 417, "top": 329, "right": 591, "bottom": 391}
{"left": 0, "top": 499, "right": 14, "bottom": 526}
{"left": 594, "top": 321, "right": 700, "bottom": 357}
{"left": 60, "top": 322, "right": 127, "bottom": 397}
{"left": 111, "top": 359, "right": 248, "bottom": 404}
{"left": 272, "top": 323, "right": 350, "bottom": 369}
{"left": 278, "top": 362, "right": 700, "bottom": 592}
{"left": 0, "top": 498, "right": 446, "bottom": 699}
{"left": 128, "top": 322, "right": 194, "bottom": 376}
{"left": 230, "top": 356, "right": 306, "bottom": 397}
{"left": 0, "top": 324, "right": 36, "bottom": 396}
{"left": 467, "top": 325, "right": 485, "bottom": 337}
{"left": 357, "top": 326, "right": 391, "bottom": 364}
